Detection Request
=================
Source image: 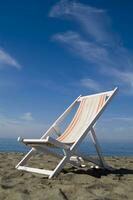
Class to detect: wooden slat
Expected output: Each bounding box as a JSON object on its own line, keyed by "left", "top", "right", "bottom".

{"left": 17, "top": 166, "right": 53, "bottom": 176}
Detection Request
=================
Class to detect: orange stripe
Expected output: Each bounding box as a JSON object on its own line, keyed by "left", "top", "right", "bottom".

{"left": 96, "top": 94, "right": 105, "bottom": 114}
{"left": 58, "top": 100, "right": 85, "bottom": 141}
{"left": 100, "top": 95, "right": 104, "bottom": 109}
{"left": 58, "top": 99, "right": 86, "bottom": 141}
{"left": 57, "top": 104, "right": 81, "bottom": 141}
{"left": 96, "top": 95, "right": 103, "bottom": 113}
{"left": 101, "top": 94, "right": 106, "bottom": 108}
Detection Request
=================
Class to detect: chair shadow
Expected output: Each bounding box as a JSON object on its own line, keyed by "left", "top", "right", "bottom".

{"left": 62, "top": 167, "right": 133, "bottom": 178}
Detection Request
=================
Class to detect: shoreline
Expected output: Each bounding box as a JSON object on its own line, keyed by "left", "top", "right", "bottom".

{"left": 0, "top": 153, "right": 133, "bottom": 199}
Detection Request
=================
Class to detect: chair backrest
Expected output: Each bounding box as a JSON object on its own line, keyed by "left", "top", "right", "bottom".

{"left": 58, "top": 89, "right": 117, "bottom": 143}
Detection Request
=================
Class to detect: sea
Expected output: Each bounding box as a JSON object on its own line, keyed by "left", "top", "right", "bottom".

{"left": 0, "top": 138, "right": 133, "bottom": 156}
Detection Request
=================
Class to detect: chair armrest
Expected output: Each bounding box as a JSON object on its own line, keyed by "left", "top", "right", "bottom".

{"left": 17, "top": 136, "right": 70, "bottom": 150}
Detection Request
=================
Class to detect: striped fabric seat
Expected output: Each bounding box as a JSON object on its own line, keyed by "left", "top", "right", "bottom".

{"left": 58, "top": 93, "right": 111, "bottom": 143}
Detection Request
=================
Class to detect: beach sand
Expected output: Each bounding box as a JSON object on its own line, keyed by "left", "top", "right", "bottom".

{"left": 0, "top": 153, "right": 133, "bottom": 200}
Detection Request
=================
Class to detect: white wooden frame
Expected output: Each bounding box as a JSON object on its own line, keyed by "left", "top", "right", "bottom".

{"left": 16, "top": 88, "right": 118, "bottom": 178}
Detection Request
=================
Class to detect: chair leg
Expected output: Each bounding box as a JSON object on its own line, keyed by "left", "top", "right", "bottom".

{"left": 90, "top": 127, "right": 107, "bottom": 168}
{"left": 49, "top": 155, "right": 70, "bottom": 179}
{"left": 16, "top": 148, "right": 35, "bottom": 168}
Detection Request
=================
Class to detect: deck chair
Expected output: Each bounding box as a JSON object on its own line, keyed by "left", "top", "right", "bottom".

{"left": 16, "top": 87, "right": 118, "bottom": 179}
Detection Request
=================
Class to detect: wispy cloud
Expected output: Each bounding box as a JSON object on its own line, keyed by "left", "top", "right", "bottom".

{"left": 96, "top": 115, "right": 133, "bottom": 141}
{"left": 0, "top": 48, "right": 21, "bottom": 69}
{"left": 104, "top": 67, "right": 133, "bottom": 95}
{"left": 53, "top": 31, "right": 109, "bottom": 64}
{"left": 50, "top": 0, "right": 133, "bottom": 95}
{"left": 49, "top": 0, "right": 116, "bottom": 45}
{"left": 0, "top": 114, "right": 47, "bottom": 138}
{"left": 20, "top": 112, "right": 34, "bottom": 121}
{"left": 80, "top": 78, "right": 101, "bottom": 91}
{"left": 102, "top": 116, "right": 133, "bottom": 122}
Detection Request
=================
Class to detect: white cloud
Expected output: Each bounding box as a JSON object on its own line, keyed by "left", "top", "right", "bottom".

{"left": 96, "top": 116, "right": 133, "bottom": 141}
{"left": 21, "top": 112, "right": 34, "bottom": 121}
{"left": 0, "top": 48, "right": 21, "bottom": 69}
{"left": 80, "top": 78, "right": 101, "bottom": 91}
{"left": 102, "top": 116, "right": 133, "bottom": 122}
{"left": 49, "top": 0, "right": 115, "bottom": 45}
{"left": 0, "top": 114, "right": 48, "bottom": 138}
{"left": 114, "top": 70, "right": 133, "bottom": 88}
{"left": 104, "top": 67, "right": 133, "bottom": 95}
{"left": 53, "top": 31, "right": 109, "bottom": 64}
{"left": 50, "top": 1, "right": 133, "bottom": 95}
{"left": 53, "top": 31, "right": 133, "bottom": 94}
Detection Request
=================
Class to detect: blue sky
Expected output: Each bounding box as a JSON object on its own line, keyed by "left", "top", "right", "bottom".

{"left": 0, "top": 0, "right": 133, "bottom": 141}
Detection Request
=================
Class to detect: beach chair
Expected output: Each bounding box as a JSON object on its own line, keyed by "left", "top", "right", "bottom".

{"left": 16, "top": 87, "right": 118, "bottom": 179}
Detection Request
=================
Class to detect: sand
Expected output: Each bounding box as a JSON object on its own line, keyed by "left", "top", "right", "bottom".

{"left": 0, "top": 153, "right": 133, "bottom": 200}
